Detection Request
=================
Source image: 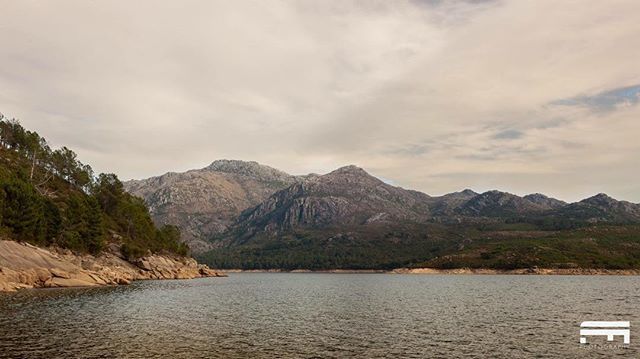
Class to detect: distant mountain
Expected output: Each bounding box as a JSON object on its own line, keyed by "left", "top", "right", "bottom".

{"left": 444, "top": 190, "right": 566, "bottom": 217}
{"left": 551, "top": 193, "right": 640, "bottom": 223}
{"left": 428, "top": 189, "right": 478, "bottom": 217}
{"left": 228, "top": 165, "right": 432, "bottom": 240}
{"left": 523, "top": 193, "right": 567, "bottom": 209}
{"left": 126, "top": 160, "right": 640, "bottom": 269}
{"left": 454, "top": 190, "right": 549, "bottom": 217}
{"left": 124, "top": 160, "right": 300, "bottom": 252}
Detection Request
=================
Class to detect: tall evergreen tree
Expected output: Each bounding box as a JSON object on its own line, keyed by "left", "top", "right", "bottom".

{"left": 0, "top": 116, "right": 189, "bottom": 258}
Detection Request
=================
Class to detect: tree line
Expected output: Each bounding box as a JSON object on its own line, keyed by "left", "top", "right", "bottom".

{"left": 0, "top": 114, "right": 188, "bottom": 258}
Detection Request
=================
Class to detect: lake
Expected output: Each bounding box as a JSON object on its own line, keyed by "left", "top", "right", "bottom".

{"left": 1, "top": 273, "right": 639, "bottom": 358}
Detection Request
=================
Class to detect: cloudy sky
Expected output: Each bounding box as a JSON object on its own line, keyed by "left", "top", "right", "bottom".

{"left": 1, "top": 0, "right": 640, "bottom": 202}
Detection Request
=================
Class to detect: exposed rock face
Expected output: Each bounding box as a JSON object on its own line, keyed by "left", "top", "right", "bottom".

{"left": 454, "top": 190, "right": 549, "bottom": 217}
{"left": 429, "top": 189, "right": 479, "bottom": 216}
{"left": 231, "top": 165, "right": 432, "bottom": 237}
{"left": 550, "top": 193, "right": 640, "bottom": 222}
{"left": 206, "top": 160, "right": 296, "bottom": 183}
{"left": 223, "top": 168, "right": 640, "bottom": 246}
{"left": 124, "top": 160, "right": 300, "bottom": 253}
{"left": 523, "top": 193, "right": 567, "bottom": 209}
{"left": 233, "top": 179, "right": 568, "bottom": 237}
{"left": 0, "top": 240, "right": 226, "bottom": 292}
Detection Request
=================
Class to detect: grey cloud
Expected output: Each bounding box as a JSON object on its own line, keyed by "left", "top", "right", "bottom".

{"left": 457, "top": 143, "right": 548, "bottom": 162}
{"left": 492, "top": 129, "right": 523, "bottom": 140}
{"left": 551, "top": 84, "right": 640, "bottom": 112}
{"left": 390, "top": 145, "right": 431, "bottom": 156}
{"left": 1, "top": 1, "right": 640, "bottom": 202}
{"left": 533, "top": 118, "right": 568, "bottom": 130}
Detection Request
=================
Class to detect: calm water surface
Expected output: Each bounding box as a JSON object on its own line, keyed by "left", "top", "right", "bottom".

{"left": 1, "top": 273, "right": 639, "bottom": 358}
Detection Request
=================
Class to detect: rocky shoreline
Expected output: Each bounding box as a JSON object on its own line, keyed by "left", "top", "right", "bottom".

{"left": 0, "top": 240, "right": 226, "bottom": 292}
{"left": 3, "top": 236, "right": 636, "bottom": 293}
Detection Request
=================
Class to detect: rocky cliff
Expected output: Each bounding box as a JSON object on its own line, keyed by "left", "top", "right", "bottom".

{"left": 0, "top": 240, "right": 225, "bottom": 292}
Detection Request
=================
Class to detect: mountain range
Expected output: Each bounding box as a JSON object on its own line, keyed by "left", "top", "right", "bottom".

{"left": 124, "top": 160, "right": 640, "bottom": 270}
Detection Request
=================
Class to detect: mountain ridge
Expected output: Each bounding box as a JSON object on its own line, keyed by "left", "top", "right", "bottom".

{"left": 125, "top": 160, "right": 640, "bottom": 267}
{"left": 229, "top": 164, "right": 433, "bottom": 240}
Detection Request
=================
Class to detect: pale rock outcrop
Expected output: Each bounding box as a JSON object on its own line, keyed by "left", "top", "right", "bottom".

{"left": 0, "top": 240, "right": 226, "bottom": 292}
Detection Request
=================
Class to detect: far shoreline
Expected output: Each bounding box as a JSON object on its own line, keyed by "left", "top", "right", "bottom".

{"left": 220, "top": 268, "right": 640, "bottom": 275}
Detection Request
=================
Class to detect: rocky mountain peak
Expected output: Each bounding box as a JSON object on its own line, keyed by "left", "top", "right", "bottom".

{"left": 556, "top": 193, "right": 640, "bottom": 222}
{"left": 460, "top": 189, "right": 478, "bottom": 196}
{"left": 206, "top": 159, "right": 294, "bottom": 183}
{"left": 229, "top": 165, "right": 433, "bottom": 237}
{"left": 455, "top": 190, "right": 547, "bottom": 216}
{"left": 476, "top": 190, "right": 514, "bottom": 202}
{"left": 523, "top": 193, "right": 567, "bottom": 209}
{"left": 581, "top": 193, "right": 617, "bottom": 206}
{"left": 124, "top": 160, "right": 299, "bottom": 253}
{"left": 318, "top": 165, "right": 383, "bottom": 188}
{"left": 524, "top": 193, "right": 550, "bottom": 200}
{"left": 328, "top": 165, "right": 369, "bottom": 176}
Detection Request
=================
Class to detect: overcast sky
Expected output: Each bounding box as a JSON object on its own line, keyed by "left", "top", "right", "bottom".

{"left": 1, "top": 0, "right": 640, "bottom": 202}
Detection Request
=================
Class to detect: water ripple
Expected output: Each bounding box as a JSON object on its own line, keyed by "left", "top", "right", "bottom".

{"left": 1, "top": 274, "right": 639, "bottom": 358}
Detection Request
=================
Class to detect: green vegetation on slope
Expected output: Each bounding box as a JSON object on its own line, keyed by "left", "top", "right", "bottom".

{"left": 0, "top": 115, "right": 188, "bottom": 258}
{"left": 419, "top": 225, "right": 640, "bottom": 270}
{"left": 198, "top": 223, "right": 640, "bottom": 270}
{"left": 197, "top": 223, "right": 460, "bottom": 270}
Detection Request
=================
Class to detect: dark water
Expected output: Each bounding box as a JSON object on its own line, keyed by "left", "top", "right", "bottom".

{"left": 1, "top": 273, "right": 639, "bottom": 358}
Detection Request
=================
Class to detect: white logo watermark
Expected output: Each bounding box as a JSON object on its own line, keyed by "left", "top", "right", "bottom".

{"left": 580, "top": 321, "right": 630, "bottom": 345}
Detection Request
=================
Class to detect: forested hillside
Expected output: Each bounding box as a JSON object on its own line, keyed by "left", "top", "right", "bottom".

{"left": 195, "top": 165, "right": 640, "bottom": 270}
{"left": 0, "top": 114, "right": 188, "bottom": 258}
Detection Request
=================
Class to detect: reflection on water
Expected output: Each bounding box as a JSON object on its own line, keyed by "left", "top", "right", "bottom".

{"left": 1, "top": 274, "right": 639, "bottom": 358}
